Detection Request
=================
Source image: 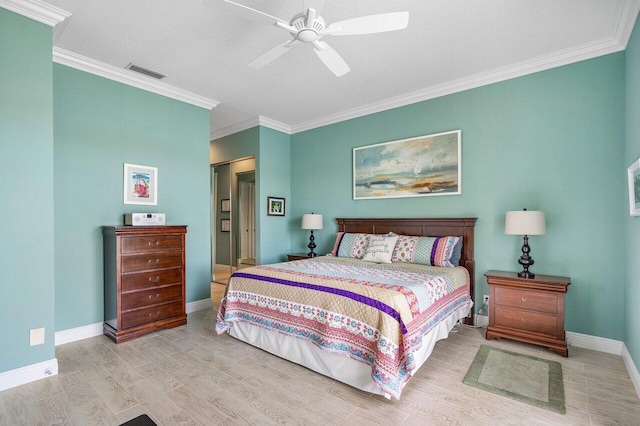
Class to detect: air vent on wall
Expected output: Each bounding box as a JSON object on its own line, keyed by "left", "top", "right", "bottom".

{"left": 125, "top": 63, "right": 166, "bottom": 80}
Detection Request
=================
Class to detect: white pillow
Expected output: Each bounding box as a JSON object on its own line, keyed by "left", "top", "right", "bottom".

{"left": 362, "top": 235, "right": 398, "bottom": 264}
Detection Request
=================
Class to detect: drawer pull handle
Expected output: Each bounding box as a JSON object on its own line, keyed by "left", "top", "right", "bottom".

{"left": 147, "top": 293, "right": 160, "bottom": 300}
{"left": 521, "top": 297, "right": 527, "bottom": 303}
{"left": 521, "top": 317, "right": 527, "bottom": 323}
{"left": 147, "top": 241, "right": 160, "bottom": 247}
{"left": 148, "top": 276, "right": 160, "bottom": 282}
{"left": 148, "top": 258, "right": 160, "bottom": 264}
{"left": 148, "top": 311, "right": 161, "bottom": 318}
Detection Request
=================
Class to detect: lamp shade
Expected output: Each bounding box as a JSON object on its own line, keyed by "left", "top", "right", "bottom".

{"left": 505, "top": 210, "right": 546, "bottom": 235}
{"left": 301, "top": 213, "right": 323, "bottom": 230}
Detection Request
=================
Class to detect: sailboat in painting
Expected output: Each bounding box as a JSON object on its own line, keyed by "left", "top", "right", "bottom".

{"left": 413, "top": 156, "right": 422, "bottom": 175}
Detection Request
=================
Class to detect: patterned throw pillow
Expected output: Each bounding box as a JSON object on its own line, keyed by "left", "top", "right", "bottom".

{"left": 330, "top": 232, "right": 370, "bottom": 259}
{"left": 391, "top": 235, "right": 461, "bottom": 267}
{"left": 361, "top": 235, "right": 398, "bottom": 264}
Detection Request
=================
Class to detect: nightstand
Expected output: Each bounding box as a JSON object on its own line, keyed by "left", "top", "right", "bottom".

{"left": 287, "top": 253, "right": 310, "bottom": 261}
{"left": 485, "top": 270, "right": 571, "bottom": 357}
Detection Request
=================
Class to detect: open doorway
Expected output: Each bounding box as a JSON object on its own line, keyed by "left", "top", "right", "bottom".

{"left": 210, "top": 157, "right": 255, "bottom": 286}
{"left": 237, "top": 172, "right": 255, "bottom": 268}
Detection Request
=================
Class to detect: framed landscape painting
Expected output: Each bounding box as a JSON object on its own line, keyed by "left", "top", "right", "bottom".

{"left": 124, "top": 163, "right": 157, "bottom": 205}
{"left": 353, "top": 130, "right": 461, "bottom": 200}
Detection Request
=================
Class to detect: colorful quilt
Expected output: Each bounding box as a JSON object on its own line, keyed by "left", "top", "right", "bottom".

{"left": 215, "top": 256, "right": 471, "bottom": 398}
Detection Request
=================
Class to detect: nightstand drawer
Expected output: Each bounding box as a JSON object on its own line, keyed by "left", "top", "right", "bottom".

{"left": 494, "top": 306, "right": 558, "bottom": 336}
{"left": 121, "top": 285, "right": 183, "bottom": 310}
{"left": 494, "top": 286, "right": 557, "bottom": 314}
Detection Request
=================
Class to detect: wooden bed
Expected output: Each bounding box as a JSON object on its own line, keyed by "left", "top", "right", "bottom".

{"left": 336, "top": 217, "right": 477, "bottom": 325}
{"left": 217, "top": 217, "right": 477, "bottom": 398}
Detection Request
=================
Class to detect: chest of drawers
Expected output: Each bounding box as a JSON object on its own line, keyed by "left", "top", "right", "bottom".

{"left": 103, "top": 226, "right": 187, "bottom": 343}
{"left": 485, "top": 270, "right": 570, "bottom": 357}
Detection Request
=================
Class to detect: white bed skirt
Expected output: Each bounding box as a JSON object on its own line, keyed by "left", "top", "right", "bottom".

{"left": 228, "top": 302, "right": 472, "bottom": 397}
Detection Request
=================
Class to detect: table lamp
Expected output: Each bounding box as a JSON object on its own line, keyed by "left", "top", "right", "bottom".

{"left": 301, "top": 213, "right": 323, "bottom": 257}
{"left": 505, "top": 208, "right": 546, "bottom": 278}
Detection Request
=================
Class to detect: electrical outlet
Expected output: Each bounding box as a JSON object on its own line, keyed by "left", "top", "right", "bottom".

{"left": 483, "top": 295, "right": 489, "bottom": 305}
{"left": 30, "top": 327, "right": 45, "bottom": 346}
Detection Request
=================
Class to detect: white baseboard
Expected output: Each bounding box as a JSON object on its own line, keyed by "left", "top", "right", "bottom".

{"left": 186, "top": 298, "right": 212, "bottom": 313}
{"left": 55, "top": 322, "right": 103, "bottom": 346}
{"left": 566, "top": 331, "right": 624, "bottom": 355}
{"left": 566, "top": 331, "right": 640, "bottom": 399}
{"left": 622, "top": 345, "right": 640, "bottom": 398}
{"left": 53, "top": 298, "right": 212, "bottom": 347}
{"left": 0, "top": 358, "right": 58, "bottom": 392}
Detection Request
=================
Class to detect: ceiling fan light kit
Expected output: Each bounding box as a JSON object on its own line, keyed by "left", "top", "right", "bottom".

{"left": 218, "top": 0, "right": 409, "bottom": 77}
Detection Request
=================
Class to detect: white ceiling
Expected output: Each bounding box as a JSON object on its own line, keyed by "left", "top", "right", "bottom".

{"left": 33, "top": 0, "right": 640, "bottom": 137}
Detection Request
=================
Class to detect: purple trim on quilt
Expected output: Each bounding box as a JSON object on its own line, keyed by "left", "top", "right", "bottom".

{"left": 233, "top": 272, "right": 408, "bottom": 334}
{"left": 430, "top": 237, "right": 441, "bottom": 266}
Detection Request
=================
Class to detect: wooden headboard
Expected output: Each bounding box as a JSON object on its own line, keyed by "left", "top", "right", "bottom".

{"left": 336, "top": 217, "right": 478, "bottom": 325}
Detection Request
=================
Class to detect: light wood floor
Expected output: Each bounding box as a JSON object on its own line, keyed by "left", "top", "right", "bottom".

{"left": 1, "top": 307, "right": 639, "bottom": 425}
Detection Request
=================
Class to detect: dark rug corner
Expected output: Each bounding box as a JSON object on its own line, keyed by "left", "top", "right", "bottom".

{"left": 119, "top": 414, "right": 157, "bottom": 426}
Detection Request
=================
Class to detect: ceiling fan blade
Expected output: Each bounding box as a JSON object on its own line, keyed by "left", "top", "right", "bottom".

{"left": 313, "top": 41, "right": 350, "bottom": 77}
{"left": 327, "top": 11, "right": 409, "bottom": 36}
{"left": 303, "top": 0, "right": 325, "bottom": 15}
{"left": 214, "top": 0, "right": 288, "bottom": 26}
{"left": 248, "top": 40, "right": 298, "bottom": 68}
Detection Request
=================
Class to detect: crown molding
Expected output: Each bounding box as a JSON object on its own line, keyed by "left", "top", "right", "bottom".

{"left": 53, "top": 47, "right": 220, "bottom": 110}
{"left": 211, "top": 115, "right": 291, "bottom": 140}
{"left": 257, "top": 116, "right": 292, "bottom": 135}
{"left": 0, "top": 0, "right": 70, "bottom": 26}
{"left": 279, "top": 0, "right": 639, "bottom": 134}
{"left": 291, "top": 36, "right": 629, "bottom": 134}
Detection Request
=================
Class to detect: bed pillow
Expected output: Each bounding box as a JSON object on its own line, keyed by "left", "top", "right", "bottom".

{"left": 450, "top": 237, "right": 463, "bottom": 266}
{"left": 330, "top": 232, "right": 370, "bottom": 259}
{"left": 391, "top": 235, "right": 461, "bottom": 267}
{"left": 361, "top": 235, "right": 398, "bottom": 264}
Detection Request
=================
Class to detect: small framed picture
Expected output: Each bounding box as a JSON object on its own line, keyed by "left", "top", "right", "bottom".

{"left": 221, "top": 199, "right": 230, "bottom": 212}
{"left": 221, "top": 219, "right": 231, "bottom": 232}
{"left": 124, "top": 163, "right": 157, "bottom": 205}
{"left": 628, "top": 158, "right": 640, "bottom": 216}
{"left": 267, "top": 196, "right": 285, "bottom": 216}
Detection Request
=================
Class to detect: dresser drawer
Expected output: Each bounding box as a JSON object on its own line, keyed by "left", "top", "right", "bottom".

{"left": 121, "top": 268, "right": 183, "bottom": 292}
{"left": 121, "top": 285, "right": 183, "bottom": 310}
{"left": 494, "top": 286, "right": 558, "bottom": 314}
{"left": 121, "top": 252, "right": 183, "bottom": 273}
{"left": 121, "top": 301, "right": 184, "bottom": 330}
{"left": 121, "top": 235, "right": 183, "bottom": 254}
{"left": 494, "top": 306, "right": 558, "bottom": 336}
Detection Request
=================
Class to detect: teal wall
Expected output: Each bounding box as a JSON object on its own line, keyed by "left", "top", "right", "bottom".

{"left": 0, "top": 9, "right": 56, "bottom": 372}
{"left": 258, "top": 127, "right": 292, "bottom": 264}
{"left": 291, "top": 53, "right": 626, "bottom": 341}
{"left": 53, "top": 64, "right": 212, "bottom": 331}
{"left": 625, "top": 17, "right": 640, "bottom": 373}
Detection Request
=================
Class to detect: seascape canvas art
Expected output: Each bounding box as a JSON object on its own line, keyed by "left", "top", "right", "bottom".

{"left": 353, "top": 130, "right": 461, "bottom": 200}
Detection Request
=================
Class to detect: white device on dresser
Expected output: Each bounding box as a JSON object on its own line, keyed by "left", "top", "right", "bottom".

{"left": 124, "top": 213, "right": 165, "bottom": 226}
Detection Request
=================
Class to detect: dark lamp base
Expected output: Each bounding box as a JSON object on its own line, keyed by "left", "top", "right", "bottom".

{"left": 307, "top": 252, "right": 317, "bottom": 258}
{"left": 518, "top": 271, "right": 535, "bottom": 279}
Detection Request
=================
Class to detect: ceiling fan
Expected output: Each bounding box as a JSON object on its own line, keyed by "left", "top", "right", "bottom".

{"left": 215, "top": 0, "right": 409, "bottom": 77}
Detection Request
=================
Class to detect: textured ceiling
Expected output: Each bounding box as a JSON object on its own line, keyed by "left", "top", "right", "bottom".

{"left": 44, "top": 0, "right": 639, "bottom": 138}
